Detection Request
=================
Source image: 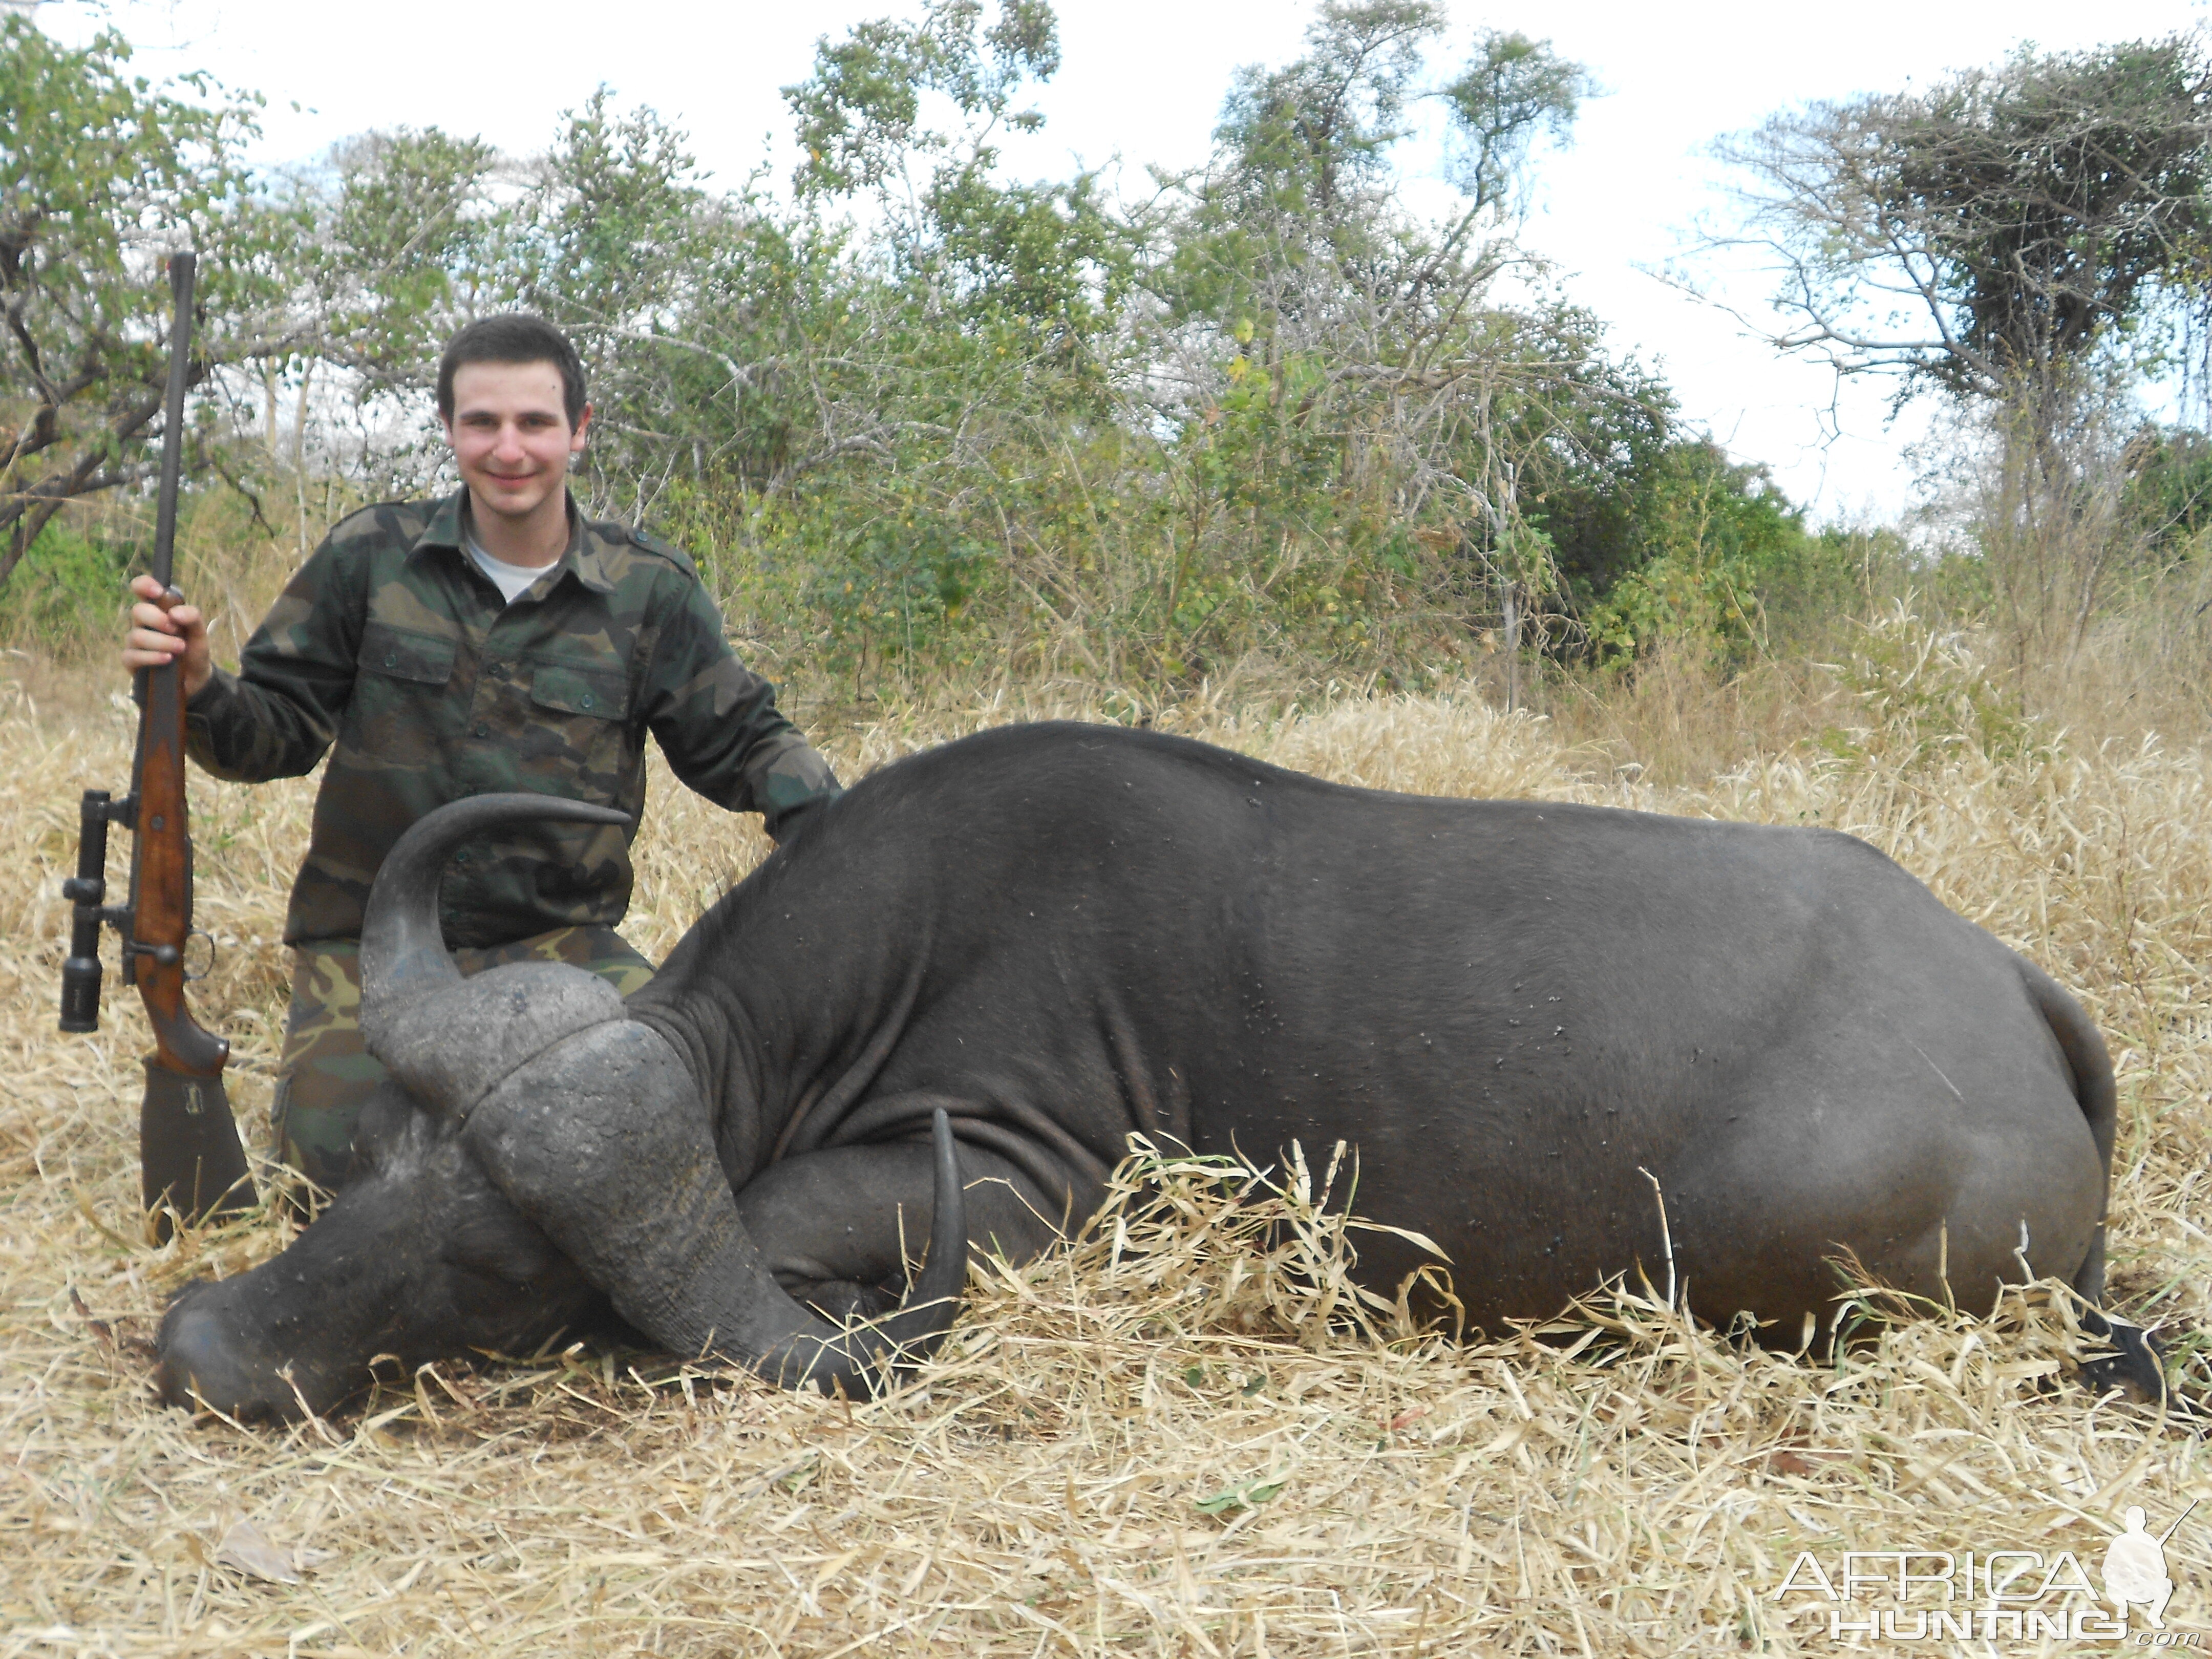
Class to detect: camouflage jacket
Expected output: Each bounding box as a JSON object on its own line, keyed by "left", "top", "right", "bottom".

{"left": 184, "top": 490, "right": 840, "bottom": 948}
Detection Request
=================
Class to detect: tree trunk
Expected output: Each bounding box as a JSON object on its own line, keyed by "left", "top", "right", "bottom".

{"left": 1502, "top": 581, "right": 1520, "bottom": 714}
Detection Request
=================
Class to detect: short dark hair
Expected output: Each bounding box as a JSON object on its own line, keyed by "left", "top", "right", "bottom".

{"left": 437, "top": 314, "right": 588, "bottom": 428}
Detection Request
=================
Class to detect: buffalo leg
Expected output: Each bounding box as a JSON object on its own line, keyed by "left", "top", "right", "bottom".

{"left": 734, "top": 1140, "right": 1066, "bottom": 1323}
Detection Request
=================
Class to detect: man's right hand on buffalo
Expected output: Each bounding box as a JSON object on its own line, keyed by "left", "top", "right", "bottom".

{"left": 121, "top": 571, "right": 212, "bottom": 700}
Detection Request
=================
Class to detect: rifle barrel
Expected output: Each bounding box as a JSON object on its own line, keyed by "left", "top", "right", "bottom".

{"left": 2157, "top": 1499, "right": 2199, "bottom": 1545}
{"left": 150, "top": 253, "right": 196, "bottom": 591}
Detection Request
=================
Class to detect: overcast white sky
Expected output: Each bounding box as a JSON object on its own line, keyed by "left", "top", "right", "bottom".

{"left": 36, "top": 0, "right": 2212, "bottom": 522}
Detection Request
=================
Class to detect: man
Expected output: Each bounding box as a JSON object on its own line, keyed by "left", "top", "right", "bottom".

{"left": 122, "top": 314, "right": 840, "bottom": 1192}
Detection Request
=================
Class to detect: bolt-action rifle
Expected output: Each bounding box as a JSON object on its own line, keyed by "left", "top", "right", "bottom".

{"left": 57, "top": 251, "right": 256, "bottom": 1238}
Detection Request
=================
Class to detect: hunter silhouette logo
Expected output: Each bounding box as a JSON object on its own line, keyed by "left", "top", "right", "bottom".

{"left": 1768, "top": 1498, "right": 2202, "bottom": 1643}
{"left": 2104, "top": 1502, "right": 2196, "bottom": 1632}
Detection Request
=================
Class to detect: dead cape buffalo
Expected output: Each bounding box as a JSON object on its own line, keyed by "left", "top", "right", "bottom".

{"left": 154, "top": 721, "right": 2160, "bottom": 1418}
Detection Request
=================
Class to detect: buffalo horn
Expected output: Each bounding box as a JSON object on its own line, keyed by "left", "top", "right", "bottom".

{"left": 359, "top": 793, "right": 632, "bottom": 1117}
{"left": 752, "top": 1108, "right": 970, "bottom": 1394}
{"left": 360, "top": 793, "right": 630, "bottom": 1002}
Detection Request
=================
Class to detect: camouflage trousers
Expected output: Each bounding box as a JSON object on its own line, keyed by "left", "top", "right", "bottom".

{"left": 272, "top": 927, "right": 655, "bottom": 1194}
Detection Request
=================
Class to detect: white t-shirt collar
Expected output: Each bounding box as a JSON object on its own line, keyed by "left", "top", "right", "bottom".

{"left": 465, "top": 533, "right": 555, "bottom": 605}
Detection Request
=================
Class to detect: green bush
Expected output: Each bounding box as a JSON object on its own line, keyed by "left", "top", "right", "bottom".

{"left": 1579, "top": 442, "right": 1811, "bottom": 670}
{"left": 0, "top": 517, "right": 135, "bottom": 652}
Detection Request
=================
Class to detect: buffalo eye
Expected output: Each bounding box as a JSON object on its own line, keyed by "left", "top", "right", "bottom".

{"left": 438, "top": 1207, "right": 572, "bottom": 1290}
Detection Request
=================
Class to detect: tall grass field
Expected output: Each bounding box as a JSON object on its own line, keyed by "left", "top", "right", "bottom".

{"left": 3, "top": 624, "right": 2207, "bottom": 1654}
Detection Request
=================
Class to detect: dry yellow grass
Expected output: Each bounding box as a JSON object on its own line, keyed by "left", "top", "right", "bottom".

{"left": 4, "top": 620, "right": 2209, "bottom": 1656}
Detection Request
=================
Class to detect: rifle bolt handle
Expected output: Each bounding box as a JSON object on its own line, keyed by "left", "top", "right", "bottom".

{"left": 145, "top": 944, "right": 182, "bottom": 967}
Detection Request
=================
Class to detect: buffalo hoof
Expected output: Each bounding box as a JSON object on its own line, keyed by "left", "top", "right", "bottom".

{"left": 2077, "top": 1314, "right": 2185, "bottom": 1414}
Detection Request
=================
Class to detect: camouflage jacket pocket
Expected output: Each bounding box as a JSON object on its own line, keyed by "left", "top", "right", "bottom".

{"left": 518, "top": 657, "right": 634, "bottom": 805}
{"left": 349, "top": 623, "right": 459, "bottom": 768}
{"left": 360, "top": 623, "right": 458, "bottom": 685}
{"left": 527, "top": 661, "right": 631, "bottom": 719}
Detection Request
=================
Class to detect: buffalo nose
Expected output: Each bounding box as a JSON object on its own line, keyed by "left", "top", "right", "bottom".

{"left": 155, "top": 1300, "right": 274, "bottom": 1418}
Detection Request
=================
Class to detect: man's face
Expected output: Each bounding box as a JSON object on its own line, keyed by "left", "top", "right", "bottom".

{"left": 444, "top": 360, "right": 591, "bottom": 528}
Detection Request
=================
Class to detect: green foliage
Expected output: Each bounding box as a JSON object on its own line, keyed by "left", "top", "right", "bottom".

{"left": 312, "top": 126, "right": 505, "bottom": 393}
{"left": 1208, "top": 1, "right": 1441, "bottom": 230}
{"left": 9, "top": 0, "right": 1909, "bottom": 699}
{"left": 1194, "top": 1477, "right": 1287, "bottom": 1517}
{"left": 1719, "top": 36, "right": 2212, "bottom": 674}
{"left": 803, "top": 510, "right": 992, "bottom": 665}
{"left": 1581, "top": 442, "right": 1812, "bottom": 668}
{"left": 2125, "top": 423, "right": 2212, "bottom": 558}
{"left": 1439, "top": 29, "right": 1594, "bottom": 217}
{"left": 1915, "top": 38, "right": 2212, "bottom": 397}
{"left": 0, "top": 516, "right": 133, "bottom": 649}
{"left": 527, "top": 91, "right": 708, "bottom": 329}
{"left": 1154, "top": 3, "right": 1584, "bottom": 331}
{"left": 0, "top": 15, "right": 304, "bottom": 584}
{"left": 1725, "top": 32, "right": 2212, "bottom": 407}
{"left": 784, "top": 0, "right": 1125, "bottom": 350}
{"left": 1489, "top": 305, "right": 1677, "bottom": 602}
{"left": 1760, "top": 524, "right": 1921, "bottom": 651}
{"left": 788, "top": 0, "right": 1060, "bottom": 205}
{"left": 1097, "top": 9, "right": 1617, "bottom": 684}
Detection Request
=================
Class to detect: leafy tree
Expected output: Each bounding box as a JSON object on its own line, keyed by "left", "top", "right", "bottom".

{"left": 788, "top": 0, "right": 1058, "bottom": 214}
{"left": 0, "top": 514, "right": 133, "bottom": 647}
{"left": 1438, "top": 30, "right": 1591, "bottom": 220}
{"left": 1207, "top": 0, "right": 1439, "bottom": 237}
{"left": 766, "top": 4, "right": 1140, "bottom": 669}
{"left": 311, "top": 126, "right": 505, "bottom": 398}
{"left": 2123, "top": 423, "right": 2212, "bottom": 556}
{"left": 1483, "top": 302, "right": 1676, "bottom": 606}
{"left": 519, "top": 90, "right": 710, "bottom": 335}
{"left": 1137, "top": 4, "right": 1608, "bottom": 684}
{"left": 1713, "top": 32, "right": 2212, "bottom": 667}
{"left": 0, "top": 16, "right": 304, "bottom": 589}
{"left": 1715, "top": 33, "right": 2212, "bottom": 413}
{"left": 1162, "top": 7, "right": 1587, "bottom": 325}
{"left": 785, "top": 0, "right": 1124, "bottom": 346}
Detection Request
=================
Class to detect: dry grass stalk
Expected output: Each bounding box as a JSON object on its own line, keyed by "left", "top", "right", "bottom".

{"left": 3, "top": 632, "right": 2208, "bottom": 1655}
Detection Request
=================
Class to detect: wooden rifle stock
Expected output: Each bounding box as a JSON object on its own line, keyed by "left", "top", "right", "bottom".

{"left": 57, "top": 251, "right": 255, "bottom": 1238}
